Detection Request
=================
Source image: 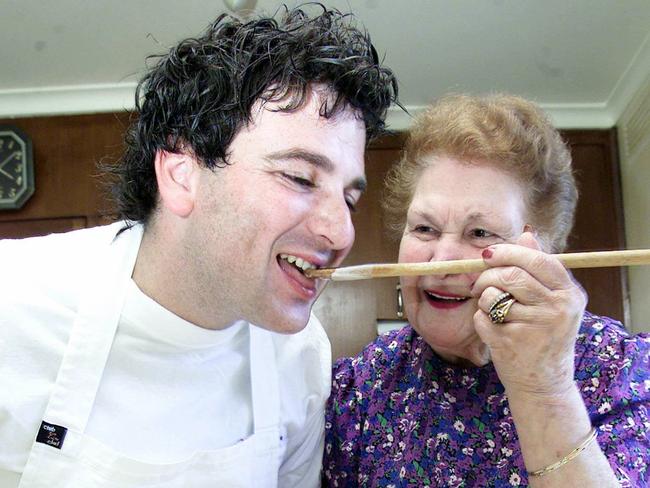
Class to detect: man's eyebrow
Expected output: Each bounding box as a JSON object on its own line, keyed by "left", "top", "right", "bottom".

{"left": 265, "top": 148, "right": 367, "bottom": 192}
{"left": 353, "top": 177, "right": 368, "bottom": 193}
{"left": 267, "top": 148, "right": 334, "bottom": 171}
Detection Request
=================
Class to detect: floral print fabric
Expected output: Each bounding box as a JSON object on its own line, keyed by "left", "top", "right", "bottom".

{"left": 323, "top": 312, "right": 649, "bottom": 487}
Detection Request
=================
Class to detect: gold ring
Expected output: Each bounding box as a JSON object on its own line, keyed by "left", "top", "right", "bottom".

{"left": 488, "top": 292, "right": 516, "bottom": 324}
{"left": 488, "top": 292, "right": 512, "bottom": 312}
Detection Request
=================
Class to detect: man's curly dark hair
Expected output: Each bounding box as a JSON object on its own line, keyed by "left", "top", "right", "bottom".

{"left": 107, "top": 3, "right": 399, "bottom": 224}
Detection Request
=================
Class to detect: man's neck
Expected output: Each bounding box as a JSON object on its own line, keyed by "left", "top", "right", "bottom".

{"left": 133, "top": 223, "right": 234, "bottom": 331}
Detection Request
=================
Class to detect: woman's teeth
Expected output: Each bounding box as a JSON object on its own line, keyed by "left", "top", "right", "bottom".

{"left": 425, "top": 291, "right": 470, "bottom": 301}
{"left": 280, "top": 254, "right": 316, "bottom": 273}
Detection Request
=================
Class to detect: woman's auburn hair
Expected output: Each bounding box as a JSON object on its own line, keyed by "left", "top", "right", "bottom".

{"left": 383, "top": 93, "right": 578, "bottom": 253}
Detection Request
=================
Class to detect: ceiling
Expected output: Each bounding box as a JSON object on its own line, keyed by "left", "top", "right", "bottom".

{"left": 2, "top": 0, "right": 650, "bottom": 129}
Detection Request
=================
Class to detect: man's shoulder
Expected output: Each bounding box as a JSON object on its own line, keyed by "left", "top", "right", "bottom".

{"left": 0, "top": 221, "right": 140, "bottom": 312}
{"left": 0, "top": 221, "right": 135, "bottom": 276}
{"left": 272, "top": 314, "right": 332, "bottom": 398}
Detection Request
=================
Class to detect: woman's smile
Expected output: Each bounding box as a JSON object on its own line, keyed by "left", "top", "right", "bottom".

{"left": 423, "top": 289, "right": 472, "bottom": 310}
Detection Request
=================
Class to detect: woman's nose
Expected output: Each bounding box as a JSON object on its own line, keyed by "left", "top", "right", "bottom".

{"left": 430, "top": 234, "right": 465, "bottom": 262}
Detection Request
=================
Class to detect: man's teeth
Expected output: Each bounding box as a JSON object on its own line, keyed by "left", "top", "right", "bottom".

{"left": 426, "top": 291, "right": 469, "bottom": 301}
{"left": 280, "top": 254, "right": 316, "bottom": 272}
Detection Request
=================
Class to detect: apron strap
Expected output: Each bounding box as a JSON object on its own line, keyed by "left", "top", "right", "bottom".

{"left": 19, "top": 224, "right": 143, "bottom": 486}
{"left": 248, "top": 325, "right": 280, "bottom": 433}
{"left": 248, "top": 324, "right": 281, "bottom": 488}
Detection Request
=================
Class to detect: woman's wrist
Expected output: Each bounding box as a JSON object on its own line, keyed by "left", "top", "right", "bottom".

{"left": 507, "top": 384, "right": 590, "bottom": 456}
{"left": 504, "top": 378, "right": 578, "bottom": 408}
{"left": 506, "top": 381, "right": 588, "bottom": 430}
{"left": 527, "top": 427, "right": 599, "bottom": 478}
{"left": 504, "top": 382, "right": 619, "bottom": 485}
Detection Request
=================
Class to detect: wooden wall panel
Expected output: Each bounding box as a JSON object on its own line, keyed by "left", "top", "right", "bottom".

{"left": 0, "top": 216, "right": 88, "bottom": 239}
{"left": 0, "top": 113, "right": 128, "bottom": 224}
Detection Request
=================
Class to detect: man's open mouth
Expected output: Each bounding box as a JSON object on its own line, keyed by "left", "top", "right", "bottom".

{"left": 279, "top": 253, "right": 319, "bottom": 276}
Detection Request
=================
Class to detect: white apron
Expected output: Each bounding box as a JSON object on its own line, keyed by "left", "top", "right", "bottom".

{"left": 17, "top": 225, "right": 281, "bottom": 487}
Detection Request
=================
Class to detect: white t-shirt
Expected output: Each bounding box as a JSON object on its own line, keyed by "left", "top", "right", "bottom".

{"left": 0, "top": 224, "right": 331, "bottom": 487}
{"left": 86, "top": 279, "right": 254, "bottom": 462}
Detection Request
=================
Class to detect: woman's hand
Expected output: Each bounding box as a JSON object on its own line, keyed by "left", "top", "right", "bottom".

{"left": 471, "top": 232, "right": 587, "bottom": 402}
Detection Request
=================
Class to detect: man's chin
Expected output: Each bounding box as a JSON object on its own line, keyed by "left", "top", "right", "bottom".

{"left": 251, "top": 307, "right": 312, "bottom": 335}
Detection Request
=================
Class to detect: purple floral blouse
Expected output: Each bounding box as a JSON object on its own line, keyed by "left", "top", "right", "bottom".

{"left": 323, "top": 312, "right": 649, "bottom": 487}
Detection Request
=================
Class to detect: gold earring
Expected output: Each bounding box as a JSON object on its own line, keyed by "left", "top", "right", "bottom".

{"left": 396, "top": 283, "right": 404, "bottom": 318}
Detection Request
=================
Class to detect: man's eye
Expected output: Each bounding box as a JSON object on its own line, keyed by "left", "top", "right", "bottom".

{"left": 345, "top": 198, "right": 358, "bottom": 213}
{"left": 284, "top": 173, "right": 314, "bottom": 188}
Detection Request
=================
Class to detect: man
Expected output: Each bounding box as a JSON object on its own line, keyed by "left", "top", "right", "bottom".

{"left": 0, "top": 5, "right": 398, "bottom": 487}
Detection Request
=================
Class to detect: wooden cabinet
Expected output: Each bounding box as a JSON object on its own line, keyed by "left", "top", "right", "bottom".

{"left": 0, "top": 114, "right": 627, "bottom": 358}
{"left": 564, "top": 130, "right": 628, "bottom": 323}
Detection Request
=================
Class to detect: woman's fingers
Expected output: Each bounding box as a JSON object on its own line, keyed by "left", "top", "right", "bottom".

{"left": 470, "top": 234, "right": 587, "bottom": 398}
{"left": 478, "top": 286, "right": 526, "bottom": 323}
{"left": 476, "top": 285, "right": 582, "bottom": 328}
{"left": 472, "top": 237, "right": 587, "bottom": 313}
{"left": 478, "top": 232, "right": 573, "bottom": 292}
{"left": 473, "top": 265, "right": 550, "bottom": 307}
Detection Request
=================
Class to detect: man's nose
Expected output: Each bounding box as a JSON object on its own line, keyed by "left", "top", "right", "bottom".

{"left": 307, "top": 195, "right": 355, "bottom": 251}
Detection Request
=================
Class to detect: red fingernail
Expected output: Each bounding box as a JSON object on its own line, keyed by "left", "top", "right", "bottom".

{"left": 482, "top": 248, "right": 493, "bottom": 259}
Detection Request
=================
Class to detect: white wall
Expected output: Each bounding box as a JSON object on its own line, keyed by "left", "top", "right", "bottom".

{"left": 618, "top": 77, "right": 650, "bottom": 334}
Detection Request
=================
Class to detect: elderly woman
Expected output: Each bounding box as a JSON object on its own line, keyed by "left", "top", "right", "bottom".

{"left": 322, "top": 94, "right": 649, "bottom": 487}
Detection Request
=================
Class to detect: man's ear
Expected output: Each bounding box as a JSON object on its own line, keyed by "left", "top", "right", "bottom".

{"left": 154, "top": 150, "right": 197, "bottom": 218}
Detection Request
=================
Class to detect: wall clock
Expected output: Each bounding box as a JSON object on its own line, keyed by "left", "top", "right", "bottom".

{"left": 0, "top": 125, "right": 35, "bottom": 210}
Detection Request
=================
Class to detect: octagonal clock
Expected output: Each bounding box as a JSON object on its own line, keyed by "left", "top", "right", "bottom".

{"left": 0, "top": 125, "right": 35, "bottom": 210}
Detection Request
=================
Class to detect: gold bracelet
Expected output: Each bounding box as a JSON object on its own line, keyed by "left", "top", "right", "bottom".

{"left": 528, "top": 427, "right": 598, "bottom": 478}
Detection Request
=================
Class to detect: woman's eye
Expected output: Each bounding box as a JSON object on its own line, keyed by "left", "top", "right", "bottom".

{"left": 471, "top": 228, "right": 494, "bottom": 238}
{"left": 414, "top": 225, "right": 434, "bottom": 234}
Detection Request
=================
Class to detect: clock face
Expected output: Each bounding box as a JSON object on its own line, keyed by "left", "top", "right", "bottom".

{"left": 0, "top": 126, "right": 34, "bottom": 210}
